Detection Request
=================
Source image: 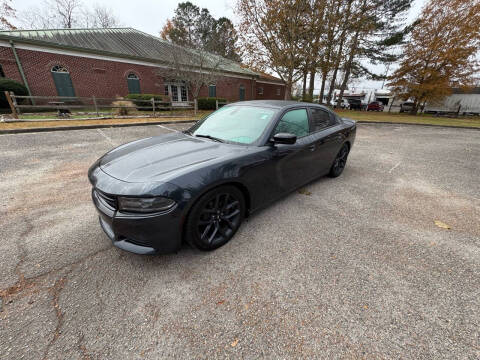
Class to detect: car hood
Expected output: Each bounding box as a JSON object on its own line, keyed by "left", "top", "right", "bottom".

{"left": 99, "top": 132, "right": 242, "bottom": 183}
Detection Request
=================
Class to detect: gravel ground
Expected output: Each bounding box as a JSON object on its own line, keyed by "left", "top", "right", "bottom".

{"left": 0, "top": 123, "right": 479, "bottom": 359}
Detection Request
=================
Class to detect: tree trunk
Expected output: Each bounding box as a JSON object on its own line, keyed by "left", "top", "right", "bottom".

{"left": 308, "top": 69, "right": 315, "bottom": 98}
{"left": 411, "top": 100, "right": 419, "bottom": 115}
{"left": 326, "top": 36, "right": 346, "bottom": 106}
{"left": 284, "top": 82, "right": 292, "bottom": 100}
{"left": 302, "top": 71, "right": 307, "bottom": 97}
{"left": 327, "top": 67, "right": 338, "bottom": 106}
{"left": 319, "top": 71, "right": 327, "bottom": 104}
{"left": 338, "top": 32, "right": 360, "bottom": 105}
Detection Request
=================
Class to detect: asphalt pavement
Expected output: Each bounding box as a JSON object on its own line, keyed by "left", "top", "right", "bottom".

{"left": 0, "top": 123, "right": 479, "bottom": 359}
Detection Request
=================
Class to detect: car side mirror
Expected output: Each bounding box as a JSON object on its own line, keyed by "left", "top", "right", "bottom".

{"left": 272, "top": 132, "right": 297, "bottom": 145}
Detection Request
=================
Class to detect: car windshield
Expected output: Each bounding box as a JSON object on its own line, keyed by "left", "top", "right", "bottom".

{"left": 191, "top": 105, "right": 277, "bottom": 144}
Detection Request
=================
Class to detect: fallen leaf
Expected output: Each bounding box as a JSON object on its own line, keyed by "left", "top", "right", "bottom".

{"left": 434, "top": 220, "right": 451, "bottom": 229}
{"left": 363, "top": 305, "right": 369, "bottom": 310}
{"left": 244, "top": 304, "right": 249, "bottom": 310}
{"left": 231, "top": 339, "right": 239, "bottom": 347}
{"left": 298, "top": 188, "right": 311, "bottom": 196}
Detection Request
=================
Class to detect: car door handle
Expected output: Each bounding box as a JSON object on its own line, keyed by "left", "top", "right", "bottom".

{"left": 308, "top": 144, "right": 316, "bottom": 152}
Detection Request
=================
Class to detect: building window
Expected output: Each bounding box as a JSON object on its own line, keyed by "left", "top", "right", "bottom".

{"left": 164, "top": 81, "right": 188, "bottom": 103}
{"left": 51, "top": 65, "right": 75, "bottom": 97}
{"left": 180, "top": 85, "right": 187, "bottom": 102}
{"left": 127, "top": 73, "right": 141, "bottom": 94}
{"left": 239, "top": 84, "right": 245, "bottom": 101}
{"left": 276, "top": 88, "right": 281, "bottom": 96}
{"left": 0, "top": 64, "right": 5, "bottom": 78}
{"left": 51, "top": 65, "right": 69, "bottom": 73}
{"left": 258, "top": 87, "right": 263, "bottom": 95}
{"left": 208, "top": 84, "right": 216, "bottom": 97}
{"left": 171, "top": 85, "right": 178, "bottom": 102}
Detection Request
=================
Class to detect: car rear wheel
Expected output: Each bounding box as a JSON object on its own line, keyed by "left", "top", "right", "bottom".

{"left": 329, "top": 144, "right": 350, "bottom": 178}
{"left": 185, "top": 186, "right": 245, "bottom": 251}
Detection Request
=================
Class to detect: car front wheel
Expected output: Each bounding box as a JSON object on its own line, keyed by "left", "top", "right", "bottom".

{"left": 185, "top": 185, "right": 245, "bottom": 251}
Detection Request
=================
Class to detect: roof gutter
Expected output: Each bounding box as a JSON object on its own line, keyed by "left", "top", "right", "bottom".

{"left": 10, "top": 40, "right": 34, "bottom": 103}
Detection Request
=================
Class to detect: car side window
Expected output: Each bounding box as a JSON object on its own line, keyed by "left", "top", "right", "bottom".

{"left": 274, "top": 109, "right": 309, "bottom": 138}
{"left": 310, "top": 108, "right": 336, "bottom": 132}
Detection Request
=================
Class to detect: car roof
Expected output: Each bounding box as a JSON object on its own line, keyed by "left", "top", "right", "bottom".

{"left": 229, "top": 100, "right": 331, "bottom": 111}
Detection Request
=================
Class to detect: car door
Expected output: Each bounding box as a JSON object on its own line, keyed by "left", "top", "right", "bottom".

{"left": 269, "top": 108, "right": 317, "bottom": 192}
{"left": 308, "top": 107, "right": 345, "bottom": 176}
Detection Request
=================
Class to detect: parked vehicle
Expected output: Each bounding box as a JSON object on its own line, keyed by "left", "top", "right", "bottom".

{"left": 348, "top": 99, "right": 364, "bottom": 110}
{"left": 400, "top": 102, "right": 415, "bottom": 113}
{"left": 367, "top": 101, "right": 385, "bottom": 111}
{"left": 334, "top": 98, "right": 350, "bottom": 109}
{"left": 89, "top": 100, "right": 357, "bottom": 254}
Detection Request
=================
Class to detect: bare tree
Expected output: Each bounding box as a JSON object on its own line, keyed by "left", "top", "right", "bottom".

{"left": 157, "top": 45, "right": 229, "bottom": 107}
{"left": 0, "top": 0, "right": 16, "bottom": 30}
{"left": 51, "top": 0, "right": 82, "bottom": 28}
{"left": 17, "top": 5, "right": 57, "bottom": 29}
{"left": 83, "top": 5, "right": 122, "bottom": 28}
{"left": 17, "top": 0, "right": 121, "bottom": 29}
{"left": 237, "top": 0, "right": 310, "bottom": 99}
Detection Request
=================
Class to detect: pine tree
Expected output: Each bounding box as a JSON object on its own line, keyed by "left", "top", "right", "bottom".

{"left": 160, "top": 2, "right": 241, "bottom": 62}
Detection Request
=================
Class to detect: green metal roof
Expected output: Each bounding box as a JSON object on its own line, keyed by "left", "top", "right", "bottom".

{"left": 0, "top": 27, "right": 260, "bottom": 77}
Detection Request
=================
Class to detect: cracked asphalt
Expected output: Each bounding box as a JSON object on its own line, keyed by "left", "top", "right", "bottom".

{"left": 0, "top": 123, "right": 479, "bottom": 359}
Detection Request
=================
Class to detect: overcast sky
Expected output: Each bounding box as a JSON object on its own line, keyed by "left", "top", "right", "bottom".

{"left": 13, "top": 0, "right": 428, "bottom": 90}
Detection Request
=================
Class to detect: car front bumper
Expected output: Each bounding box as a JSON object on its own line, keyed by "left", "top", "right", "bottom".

{"left": 92, "top": 189, "right": 183, "bottom": 254}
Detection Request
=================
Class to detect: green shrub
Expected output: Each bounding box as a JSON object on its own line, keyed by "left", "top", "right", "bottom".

{"left": 125, "top": 94, "right": 170, "bottom": 111}
{"left": 301, "top": 94, "right": 313, "bottom": 103}
{"left": 0, "top": 78, "right": 28, "bottom": 109}
{"left": 197, "top": 97, "right": 227, "bottom": 110}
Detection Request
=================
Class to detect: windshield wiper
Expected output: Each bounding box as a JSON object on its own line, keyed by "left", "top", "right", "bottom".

{"left": 194, "top": 134, "right": 224, "bottom": 143}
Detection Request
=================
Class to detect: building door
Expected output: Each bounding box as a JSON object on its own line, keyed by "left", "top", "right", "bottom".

{"left": 239, "top": 85, "right": 245, "bottom": 101}
{"left": 165, "top": 81, "right": 188, "bottom": 105}
{"left": 127, "top": 73, "right": 141, "bottom": 94}
{"left": 51, "top": 65, "right": 75, "bottom": 97}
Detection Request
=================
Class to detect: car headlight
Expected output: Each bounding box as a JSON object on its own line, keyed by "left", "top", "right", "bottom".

{"left": 118, "top": 196, "right": 176, "bottom": 213}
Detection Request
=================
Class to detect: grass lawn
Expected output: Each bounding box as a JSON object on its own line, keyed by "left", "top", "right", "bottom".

{"left": 2, "top": 108, "right": 480, "bottom": 131}
{"left": 335, "top": 109, "right": 480, "bottom": 128}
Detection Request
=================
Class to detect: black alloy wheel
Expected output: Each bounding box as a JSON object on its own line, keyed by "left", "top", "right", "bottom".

{"left": 185, "top": 186, "right": 245, "bottom": 250}
{"left": 329, "top": 144, "right": 350, "bottom": 178}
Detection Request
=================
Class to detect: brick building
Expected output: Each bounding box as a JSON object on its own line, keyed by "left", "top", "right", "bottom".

{"left": 0, "top": 28, "right": 286, "bottom": 104}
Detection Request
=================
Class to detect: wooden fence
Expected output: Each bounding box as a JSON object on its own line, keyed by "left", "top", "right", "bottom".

{"left": 4, "top": 92, "right": 228, "bottom": 121}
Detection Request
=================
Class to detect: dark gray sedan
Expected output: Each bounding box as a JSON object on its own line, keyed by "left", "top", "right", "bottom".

{"left": 88, "top": 100, "right": 356, "bottom": 254}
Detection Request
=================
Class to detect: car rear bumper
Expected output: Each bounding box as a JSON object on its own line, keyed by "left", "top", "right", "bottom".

{"left": 92, "top": 189, "right": 183, "bottom": 254}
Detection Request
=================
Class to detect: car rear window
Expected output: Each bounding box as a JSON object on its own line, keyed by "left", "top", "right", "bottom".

{"left": 310, "top": 108, "right": 337, "bottom": 131}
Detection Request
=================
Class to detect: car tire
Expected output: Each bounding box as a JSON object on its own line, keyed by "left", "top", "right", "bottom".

{"left": 328, "top": 144, "right": 350, "bottom": 178}
{"left": 185, "top": 185, "right": 245, "bottom": 251}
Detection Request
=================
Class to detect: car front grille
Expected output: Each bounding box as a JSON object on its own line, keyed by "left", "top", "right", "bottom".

{"left": 95, "top": 190, "right": 117, "bottom": 209}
